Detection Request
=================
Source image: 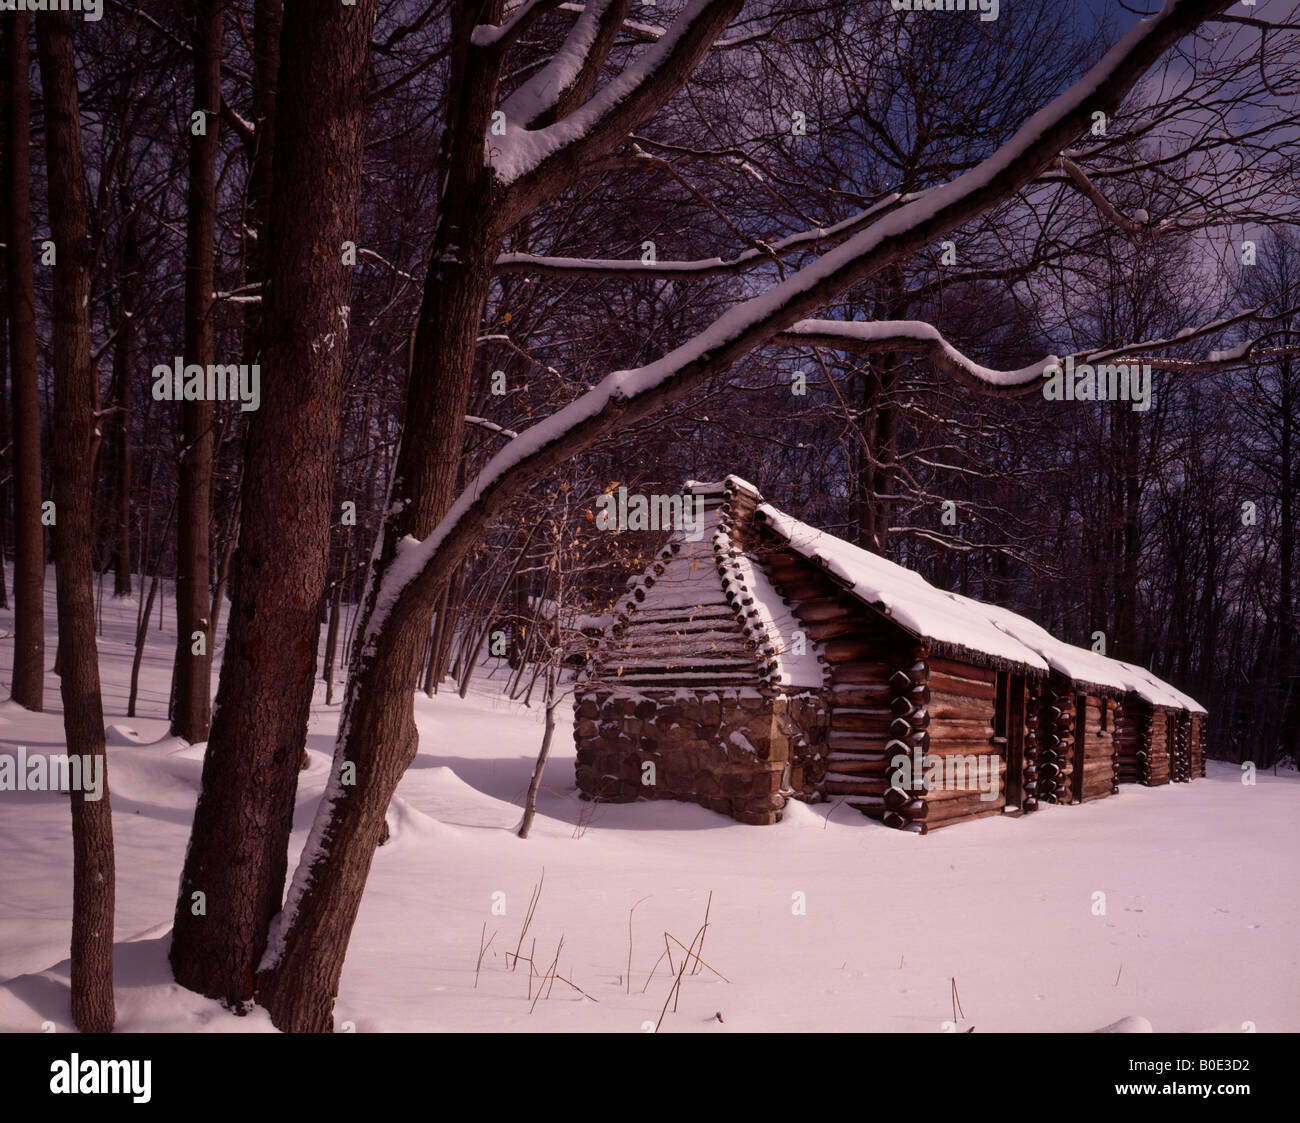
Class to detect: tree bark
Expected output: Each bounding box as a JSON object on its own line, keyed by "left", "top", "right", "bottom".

{"left": 171, "top": 0, "right": 222, "bottom": 743}
{"left": 112, "top": 189, "right": 138, "bottom": 597}
{"left": 323, "top": 535, "right": 348, "bottom": 707}
{"left": 35, "top": 11, "right": 116, "bottom": 1033}
{"left": 2, "top": 13, "right": 45, "bottom": 711}
{"left": 518, "top": 664, "right": 558, "bottom": 839}
{"left": 170, "top": 0, "right": 379, "bottom": 1006}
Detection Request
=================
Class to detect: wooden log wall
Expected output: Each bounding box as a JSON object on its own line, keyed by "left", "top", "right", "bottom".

{"left": 756, "top": 542, "right": 918, "bottom": 821}
{"left": 757, "top": 538, "right": 1012, "bottom": 833}
{"left": 900, "top": 657, "right": 1007, "bottom": 832}
{"left": 879, "top": 653, "right": 930, "bottom": 833}
{"left": 1139, "top": 708, "right": 1172, "bottom": 786}
{"left": 1113, "top": 698, "right": 1142, "bottom": 784}
{"left": 1037, "top": 679, "right": 1075, "bottom": 804}
{"left": 1170, "top": 712, "right": 1191, "bottom": 783}
{"left": 595, "top": 494, "right": 765, "bottom": 688}
{"left": 1071, "top": 693, "right": 1119, "bottom": 804}
{"left": 1022, "top": 676, "right": 1040, "bottom": 812}
{"left": 1189, "top": 714, "right": 1206, "bottom": 778}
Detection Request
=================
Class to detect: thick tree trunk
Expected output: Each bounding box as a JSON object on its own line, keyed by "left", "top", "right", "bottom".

{"left": 258, "top": 1, "right": 511, "bottom": 1028}
{"left": 258, "top": 590, "right": 428, "bottom": 1031}
{"left": 244, "top": 0, "right": 280, "bottom": 363}
{"left": 2, "top": 13, "right": 45, "bottom": 711}
{"left": 35, "top": 12, "right": 116, "bottom": 1033}
{"left": 170, "top": 0, "right": 378, "bottom": 1006}
{"left": 258, "top": 0, "right": 760, "bottom": 1030}
{"left": 171, "top": 0, "right": 222, "bottom": 743}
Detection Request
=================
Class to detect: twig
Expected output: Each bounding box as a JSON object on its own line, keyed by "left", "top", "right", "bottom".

{"left": 822, "top": 798, "right": 846, "bottom": 829}
{"left": 665, "top": 931, "right": 729, "bottom": 982}
{"left": 656, "top": 896, "right": 716, "bottom": 1030}
{"left": 556, "top": 974, "right": 599, "bottom": 1002}
{"left": 951, "top": 976, "right": 965, "bottom": 1022}
{"left": 641, "top": 947, "right": 670, "bottom": 994}
{"left": 474, "top": 923, "right": 497, "bottom": 988}
{"left": 628, "top": 895, "right": 651, "bottom": 995}
{"left": 509, "top": 869, "right": 544, "bottom": 971}
{"left": 691, "top": 891, "right": 712, "bottom": 976}
{"left": 1114, "top": 963, "right": 1123, "bottom": 987}
{"left": 529, "top": 935, "right": 564, "bottom": 1013}
{"left": 658, "top": 921, "right": 706, "bottom": 1029}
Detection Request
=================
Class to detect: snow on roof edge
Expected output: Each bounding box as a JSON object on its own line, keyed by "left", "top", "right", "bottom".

{"left": 754, "top": 503, "right": 1049, "bottom": 676}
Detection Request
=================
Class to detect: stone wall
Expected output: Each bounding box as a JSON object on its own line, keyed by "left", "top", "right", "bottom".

{"left": 574, "top": 686, "right": 829, "bottom": 825}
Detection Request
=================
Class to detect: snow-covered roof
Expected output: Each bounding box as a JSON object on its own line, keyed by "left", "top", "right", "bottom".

{"left": 966, "top": 601, "right": 1205, "bottom": 711}
{"left": 967, "top": 600, "right": 1135, "bottom": 696}
{"left": 755, "top": 503, "right": 1049, "bottom": 675}
{"left": 1112, "top": 660, "right": 1207, "bottom": 714}
{"left": 754, "top": 500, "right": 1205, "bottom": 714}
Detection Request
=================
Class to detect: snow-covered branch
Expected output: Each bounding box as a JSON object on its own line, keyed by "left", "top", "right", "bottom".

{"left": 494, "top": 192, "right": 909, "bottom": 279}
{"left": 366, "top": 0, "right": 1236, "bottom": 648}
{"left": 1055, "top": 155, "right": 1151, "bottom": 236}
{"left": 464, "top": 415, "right": 520, "bottom": 440}
{"left": 471, "top": 0, "right": 567, "bottom": 52}
{"left": 499, "top": 0, "right": 627, "bottom": 130}
{"left": 779, "top": 299, "right": 1300, "bottom": 397}
{"left": 491, "top": 0, "right": 742, "bottom": 210}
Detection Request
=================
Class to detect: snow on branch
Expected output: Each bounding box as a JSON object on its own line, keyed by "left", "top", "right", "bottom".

{"left": 777, "top": 320, "right": 1059, "bottom": 395}
{"left": 494, "top": 192, "right": 909, "bottom": 279}
{"left": 364, "top": 0, "right": 1236, "bottom": 647}
{"left": 499, "top": 0, "right": 625, "bottom": 130}
{"left": 1055, "top": 155, "right": 1152, "bottom": 235}
{"left": 557, "top": 2, "right": 768, "bottom": 48}
{"left": 465, "top": 415, "right": 520, "bottom": 440}
{"left": 471, "top": 0, "right": 567, "bottom": 51}
{"left": 777, "top": 302, "right": 1300, "bottom": 397}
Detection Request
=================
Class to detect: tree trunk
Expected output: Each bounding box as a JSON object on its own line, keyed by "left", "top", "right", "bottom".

{"left": 35, "top": 11, "right": 116, "bottom": 1033}
{"left": 0, "top": 262, "right": 9, "bottom": 612}
{"left": 2, "top": 12, "right": 45, "bottom": 711}
{"left": 323, "top": 536, "right": 348, "bottom": 707}
{"left": 243, "top": 0, "right": 280, "bottom": 364}
{"left": 208, "top": 489, "right": 240, "bottom": 642}
{"left": 170, "top": 0, "right": 378, "bottom": 1006}
{"left": 257, "top": 0, "right": 747, "bottom": 1030}
{"left": 112, "top": 189, "right": 138, "bottom": 597}
{"left": 127, "top": 501, "right": 174, "bottom": 720}
{"left": 171, "top": 0, "right": 222, "bottom": 743}
{"left": 518, "top": 665, "right": 558, "bottom": 839}
{"left": 1276, "top": 356, "right": 1297, "bottom": 763}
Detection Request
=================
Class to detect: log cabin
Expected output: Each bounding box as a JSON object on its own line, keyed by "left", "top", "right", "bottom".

{"left": 1110, "top": 662, "right": 1207, "bottom": 786}
{"left": 574, "top": 476, "right": 1207, "bottom": 832}
{"left": 961, "top": 603, "right": 1131, "bottom": 806}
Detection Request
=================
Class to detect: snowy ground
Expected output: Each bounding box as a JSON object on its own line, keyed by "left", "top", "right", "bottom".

{"left": 0, "top": 568, "right": 1297, "bottom": 1033}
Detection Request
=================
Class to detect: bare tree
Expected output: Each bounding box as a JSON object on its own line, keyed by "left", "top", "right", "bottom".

{"left": 35, "top": 10, "right": 116, "bottom": 1033}
{"left": 170, "top": 0, "right": 381, "bottom": 1006}
{"left": 170, "top": 0, "right": 223, "bottom": 743}
{"left": 2, "top": 13, "right": 44, "bottom": 711}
